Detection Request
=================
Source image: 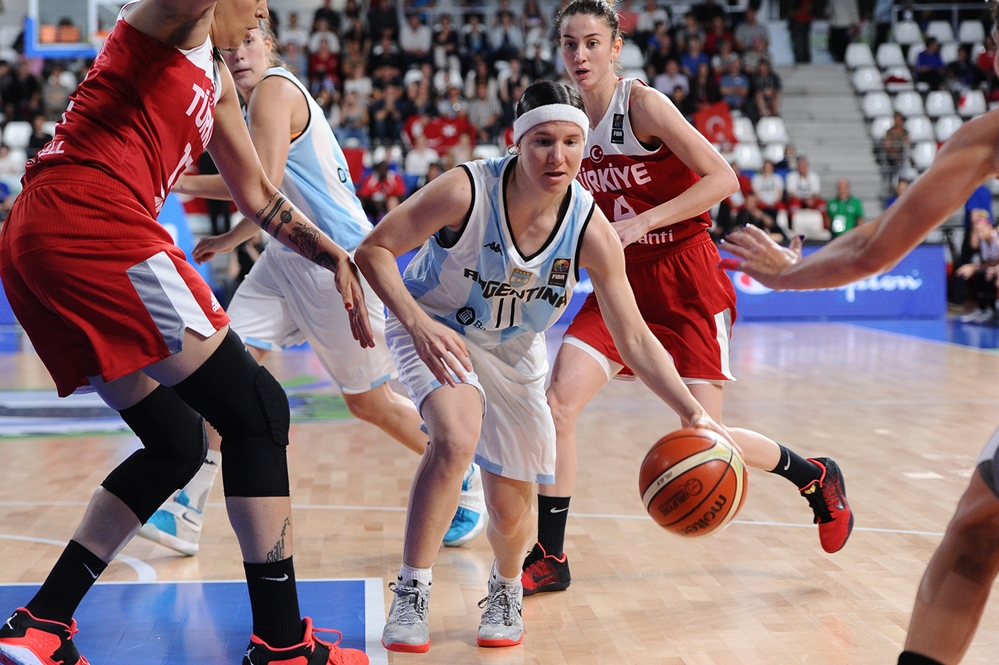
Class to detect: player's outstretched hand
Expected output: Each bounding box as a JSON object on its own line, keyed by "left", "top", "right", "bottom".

{"left": 192, "top": 234, "right": 240, "bottom": 263}
{"left": 688, "top": 411, "right": 742, "bottom": 456}
{"left": 719, "top": 226, "right": 804, "bottom": 288}
{"left": 333, "top": 256, "right": 375, "bottom": 348}
{"left": 408, "top": 316, "right": 473, "bottom": 388}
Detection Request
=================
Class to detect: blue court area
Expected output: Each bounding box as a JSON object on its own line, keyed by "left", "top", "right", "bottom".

{"left": 851, "top": 318, "right": 999, "bottom": 351}
{"left": 0, "top": 579, "right": 386, "bottom": 664}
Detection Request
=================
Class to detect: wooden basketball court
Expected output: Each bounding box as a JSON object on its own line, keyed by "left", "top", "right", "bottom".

{"left": 0, "top": 321, "right": 996, "bottom": 664}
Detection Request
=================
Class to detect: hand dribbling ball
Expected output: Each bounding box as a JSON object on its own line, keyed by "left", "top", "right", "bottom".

{"left": 639, "top": 428, "right": 748, "bottom": 536}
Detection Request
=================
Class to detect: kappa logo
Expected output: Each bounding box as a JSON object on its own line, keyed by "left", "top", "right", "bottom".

{"left": 589, "top": 144, "right": 604, "bottom": 164}
{"left": 483, "top": 241, "right": 502, "bottom": 254}
{"left": 510, "top": 269, "right": 532, "bottom": 287}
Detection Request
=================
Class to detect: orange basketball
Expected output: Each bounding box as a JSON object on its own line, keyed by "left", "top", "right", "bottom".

{"left": 638, "top": 428, "right": 748, "bottom": 537}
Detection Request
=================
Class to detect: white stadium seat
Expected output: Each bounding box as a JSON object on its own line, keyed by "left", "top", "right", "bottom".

{"left": 729, "top": 143, "right": 763, "bottom": 171}
{"left": 623, "top": 67, "right": 648, "bottom": 84}
{"left": 925, "top": 21, "right": 955, "bottom": 44}
{"left": 911, "top": 141, "right": 937, "bottom": 171}
{"left": 42, "top": 121, "right": 57, "bottom": 137}
{"left": 883, "top": 66, "right": 914, "bottom": 92}
{"left": 876, "top": 43, "right": 906, "bottom": 69}
{"left": 851, "top": 66, "right": 884, "bottom": 93}
{"left": 762, "top": 143, "right": 786, "bottom": 164}
{"left": 906, "top": 42, "right": 925, "bottom": 68}
{"left": 940, "top": 42, "right": 959, "bottom": 65}
{"left": 893, "top": 21, "right": 924, "bottom": 45}
{"left": 924, "top": 90, "right": 956, "bottom": 118}
{"left": 845, "top": 43, "right": 875, "bottom": 68}
{"left": 619, "top": 42, "right": 645, "bottom": 69}
{"left": 934, "top": 114, "right": 963, "bottom": 142}
{"left": 958, "top": 20, "right": 986, "bottom": 45}
{"left": 893, "top": 90, "right": 925, "bottom": 117}
{"left": 792, "top": 209, "right": 831, "bottom": 240}
{"left": 862, "top": 91, "right": 894, "bottom": 118}
{"left": 403, "top": 68, "right": 424, "bottom": 87}
{"left": 959, "top": 89, "right": 987, "bottom": 117}
{"left": 869, "top": 116, "right": 894, "bottom": 141}
{"left": 1, "top": 121, "right": 31, "bottom": 149}
{"left": 903, "top": 115, "right": 936, "bottom": 142}
{"left": 756, "top": 117, "right": 790, "bottom": 144}
{"left": 472, "top": 144, "right": 503, "bottom": 159}
{"left": 732, "top": 116, "right": 757, "bottom": 143}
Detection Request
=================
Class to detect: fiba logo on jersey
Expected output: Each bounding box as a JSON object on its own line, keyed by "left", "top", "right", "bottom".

{"left": 589, "top": 145, "right": 605, "bottom": 163}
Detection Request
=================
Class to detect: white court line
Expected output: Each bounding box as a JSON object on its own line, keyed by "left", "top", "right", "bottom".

{"left": 0, "top": 533, "right": 157, "bottom": 581}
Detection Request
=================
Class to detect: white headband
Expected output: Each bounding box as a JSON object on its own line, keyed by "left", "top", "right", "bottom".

{"left": 512, "top": 104, "right": 589, "bottom": 145}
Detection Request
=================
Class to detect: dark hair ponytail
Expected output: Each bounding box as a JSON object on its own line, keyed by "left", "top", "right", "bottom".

{"left": 555, "top": 0, "right": 622, "bottom": 42}
{"left": 516, "top": 80, "right": 585, "bottom": 118}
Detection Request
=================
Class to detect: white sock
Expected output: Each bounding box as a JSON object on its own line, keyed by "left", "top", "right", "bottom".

{"left": 182, "top": 448, "right": 220, "bottom": 513}
{"left": 399, "top": 564, "right": 432, "bottom": 586}
{"left": 491, "top": 561, "right": 521, "bottom": 587}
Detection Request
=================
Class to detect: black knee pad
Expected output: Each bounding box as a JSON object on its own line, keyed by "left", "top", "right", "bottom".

{"left": 103, "top": 385, "right": 208, "bottom": 523}
{"left": 172, "top": 329, "right": 291, "bottom": 498}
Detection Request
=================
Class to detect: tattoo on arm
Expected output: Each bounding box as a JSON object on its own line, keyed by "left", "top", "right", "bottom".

{"left": 256, "top": 193, "right": 289, "bottom": 234}
{"left": 265, "top": 517, "right": 291, "bottom": 563}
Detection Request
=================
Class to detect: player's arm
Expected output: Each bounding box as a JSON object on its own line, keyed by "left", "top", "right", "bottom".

{"left": 579, "top": 207, "right": 734, "bottom": 445}
{"left": 207, "top": 62, "right": 373, "bottom": 346}
{"left": 722, "top": 112, "right": 999, "bottom": 290}
{"left": 174, "top": 75, "right": 298, "bottom": 201}
{"left": 614, "top": 84, "right": 739, "bottom": 246}
{"left": 354, "top": 168, "right": 475, "bottom": 386}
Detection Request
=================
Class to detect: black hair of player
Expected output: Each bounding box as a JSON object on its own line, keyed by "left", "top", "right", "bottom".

{"left": 516, "top": 80, "right": 585, "bottom": 118}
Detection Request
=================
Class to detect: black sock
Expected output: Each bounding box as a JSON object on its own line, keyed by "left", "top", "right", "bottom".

{"left": 244, "top": 557, "right": 303, "bottom": 648}
{"left": 769, "top": 445, "right": 823, "bottom": 489}
{"left": 537, "top": 495, "right": 570, "bottom": 557}
{"left": 25, "top": 540, "right": 107, "bottom": 625}
{"left": 898, "top": 652, "right": 945, "bottom": 665}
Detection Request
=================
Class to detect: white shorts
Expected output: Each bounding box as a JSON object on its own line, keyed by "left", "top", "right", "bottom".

{"left": 385, "top": 314, "right": 556, "bottom": 484}
{"left": 227, "top": 246, "right": 396, "bottom": 395}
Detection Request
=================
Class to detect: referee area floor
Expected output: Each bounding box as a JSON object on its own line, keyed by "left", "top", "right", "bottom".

{"left": 0, "top": 320, "right": 998, "bottom": 664}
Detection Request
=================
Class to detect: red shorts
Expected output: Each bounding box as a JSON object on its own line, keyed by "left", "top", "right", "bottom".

{"left": 0, "top": 166, "right": 229, "bottom": 396}
{"left": 565, "top": 232, "right": 737, "bottom": 381}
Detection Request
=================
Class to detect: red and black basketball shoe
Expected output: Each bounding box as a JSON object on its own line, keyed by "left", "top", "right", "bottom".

{"left": 243, "top": 617, "right": 368, "bottom": 665}
{"left": 521, "top": 542, "right": 571, "bottom": 596}
{"left": 800, "top": 457, "right": 854, "bottom": 553}
{"left": 0, "top": 607, "right": 89, "bottom": 665}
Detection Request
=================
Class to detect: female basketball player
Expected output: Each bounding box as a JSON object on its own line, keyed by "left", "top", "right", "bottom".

{"left": 521, "top": 0, "right": 853, "bottom": 597}
{"left": 354, "top": 80, "right": 733, "bottom": 652}
{"left": 0, "top": 1, "right": 368, "bottom": 664}
{"left": 723, "top": 15, "right": 999, "bottom": 659}
{"left": 139, "top": 22, "right": 487, "bottom": 558}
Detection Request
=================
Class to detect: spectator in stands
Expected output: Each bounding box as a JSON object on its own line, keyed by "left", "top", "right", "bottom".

{"left": 881, "top": 112, "right": 910, "bottom": 179}
{"left": 777, "top": 143, "right": 798, "bottom": 171}
{"left": 339, "top": 0, "right": 368, "bottom": 43}
{"left": 916, "top": 37, "right": 947, "bottom": 91}
{"left": 359, "top": 160, "right": 407, "bottom": 221}
{"left": 12, "top": 61, "right": 41, "bottom": 122}
{"left": 462, "top": 13, "right": 491, "bottom": 70}
{"left": 719, "top": 56, "right": 749, "bottom": 113}
{"left": 689, "top": 61, "right": 720, "bottom": 111}
{"left": 370, "top": 82, "right": 406, "bottom": 145}
{"left": 466, "top": 82, "right": 502, "bottom": 142}
{"left": 308, "top": 38, "right": 340, "bottom": 92}
{"left": 433, "top": 15, "right": 460, "bottom": 72}
{"left": 522, "top": 0, "right": 547, "bottom": 47}
{"left": 406, "top": 77, "right": 436, "bottom": 117}
{"left": 654, "top": 58, "right": 688, "bottom": 97}
{"left": 448, "top": 131, "right": 474, "bottom": 167}
{"left": 826, "top": 178, "right": 865, "bottom": 236}
{"left": 751, "top": 160, "right": 785, "bottom": 221}
{"left": 681, "top": 36, "right": 710, "bottom": 78}
{"left": 498, "top": 58, "right": 529, "bottom": 105}
{"left": 437, "top": 84, "right": 466, "bottom": 118}
{"left": 734, "top": 7, "right": 769, "bottom": 55}
{"left": 617, "top": 0, "right": 640, "bottom": 37}
{"left": 25, "top": 113, "right": 51, "bottom": 160}
{"left": 308, "top": 17, "right": 340, "bottom": 56}
{"left": 282, "top": 42, "right": 308, "bottom": 83}
{"left": 341, "top": 37, "right": 367, "bottom": 80}
{"left": 312, "top": 0, "right": 339, "bottom": 33}
{"left": 343, "top": 62, "right": 373, "bottom": 101}
{"left": 884, "top": 178, "right": 908, "bottom": 208}
{"left": 370, "top": 32, "right": 403, "bottom": 85}
{"left": 648, "top": 34, "right": 678, "bottom": 81}
{"left": 0, "top": 62, "right": 16, "bottom": 116}
{"left": 753, "top": 58, "right": 782, "bottom": 117}
{"left": 788, "top": 0, "right": 813, "bottom": 64}
{"left": 416, "top": 161, "right": 444, "bottom": 190}
{"left": 675, "top": 12, "right": 705, "bottom": 51}
{"left": 961, "top": 184, "right": 995, "bottom": 265}
{"left": 282, "top": 12, "right": 308, "bottom": 51}
{"left": 636, "top": 0, "right": 670, "bottom": 49}
{"left": 404, "top": 133, "right": 440, "bottom": 177}
{"left": 0, "top": 144, "right": 22, "bottom": 179}
{"left": 785, "top": 156, "right": 824, "bottom": 216}
{"left": 737, "top": 193, "right": 788, "bottom": 244}
{"left": 464, "top": 56, "right": 498, "bottom": 102}
{"left": 947, "top": 45, "right": 982, "bottom": 92}
{"left": 41, "top": 65, "right": 72, "bottom": 122}
{"left": 524, "top": 42, "right": 555, "bottom": 81}
{"left": 0, "top": 180, "right": 13, "bottom": 223}
{"left": 671, "top": 85, "right": 695, "bottom": 120}
{"left": 368, "top": 0, "right": 400, "bottom": 41}
{"left": 334, "top": 90, "right": 371, "bottom": 147}
{"left": 704, "top": 16, "right": 732, "bottom": 56}
{"left": 711, "top": 40, "right": 735, "bottom": 75}
{"left": 491, "top": 11, "right": 524, "bottom": 63}
{"left": 400, "top": 13, "right": 433, "bottom": 71}
{"left": 957, "top": 211, "right": 999, "bottom": 323}
{"left": 978, "top": 35, "right": 997, "bottom": 80}
{"left": 827, "top": 0, "right": 860, "bottom": 63}
{"left": 692, "top": 0, "right": 725, "bottom": 30}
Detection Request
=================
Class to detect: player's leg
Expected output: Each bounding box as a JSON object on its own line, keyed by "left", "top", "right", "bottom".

{"left": 382, "top": 383, "right": 483, "bottom": 653}
{"left": 689, "top": 381, "right": 853, "bottom": 553}
{"left": 477, "top": 472, "right": 532, "bottom": 647}
{"left": 523, "top": 340, "right": 611, "bottom": 595}
{"left": 341, "top": 384, "right": 426, "bottom": 453}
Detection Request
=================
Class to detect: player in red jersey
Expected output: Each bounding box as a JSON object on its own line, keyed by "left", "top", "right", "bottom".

{"left": 0, "top": 1, "right": 369, "bottom": 664}
{"left": 521, "top": 0, "right": 854, "bottom": 596}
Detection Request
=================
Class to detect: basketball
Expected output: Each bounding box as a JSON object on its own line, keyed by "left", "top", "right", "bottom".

{"left": 639, "top": 428, "right": 748, "bottom": 537}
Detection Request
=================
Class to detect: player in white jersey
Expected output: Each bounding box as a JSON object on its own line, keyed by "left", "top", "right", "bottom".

{"left": 355, "top": 80, "right": 735, "bottom": 652}
{"left": 138, "top": 23, "right": 487, "bottom": 557}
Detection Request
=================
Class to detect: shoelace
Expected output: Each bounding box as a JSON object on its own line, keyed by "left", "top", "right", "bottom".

{"left": 388, "top": 582, "right": 428, "bottom": 625}
{"left": 313, "top": 626, "right": 345, "bottom": 648}
{"left": 802, "top": 484, "right": 833, "bottom": 524}
{"left": 478, "top": 585, "right": 520, "bottom": 627}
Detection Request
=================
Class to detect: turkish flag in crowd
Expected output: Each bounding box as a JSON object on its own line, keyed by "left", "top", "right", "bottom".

{"left": 693, "top": 102, "right": 736, "bottom": 145}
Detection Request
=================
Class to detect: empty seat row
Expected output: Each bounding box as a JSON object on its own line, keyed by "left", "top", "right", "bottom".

{"left": 869, "top": 114, "right": 963, "bottom": 143}
{"left": 891, "top": 19, "right": 986, "bottom": 47}
{"left": 861, "top": 89, "right": 986, "bottom": 119}
{"left": 731, "top": 116, "right": 790, "bottom": 144}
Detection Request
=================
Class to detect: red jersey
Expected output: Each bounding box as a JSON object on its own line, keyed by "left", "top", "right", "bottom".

{"left": 24, "top": 13, "right": 219, "bottom": 217}
{"left": 577, "top": 77, "right": 710, "bottom": 261}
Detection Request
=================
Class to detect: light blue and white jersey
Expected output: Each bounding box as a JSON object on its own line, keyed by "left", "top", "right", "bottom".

{"left": 255, "top": 67, "right": 371, "bottom": 252}
{"left": 403, "top": 155, "right": 595, "bottom": 350}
